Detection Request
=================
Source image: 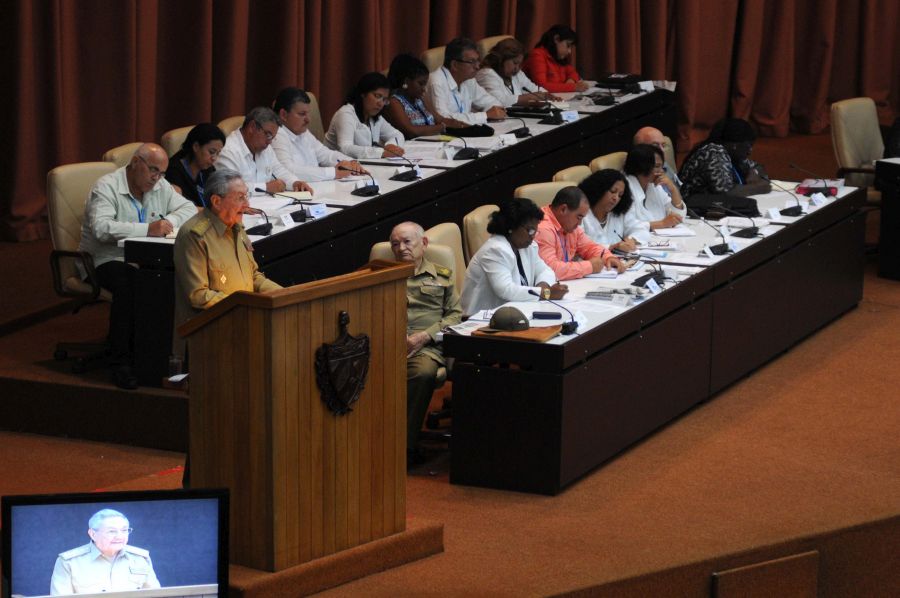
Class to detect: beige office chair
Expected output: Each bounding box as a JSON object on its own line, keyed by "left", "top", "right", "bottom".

{"left": 463, "top": 204, "right": 498, "bottom": 262}
{"left": 304, "top": 92, "right": 326, "bottom": 142}
{"left": 102, "top": 142, "right": 143, "bottom": 168}
{"left": 553, "top": 165, "right": 591, "bottom": 184}
{"left": 831, "top": 97, "right": 883, "bottom": 204}
{"left": 160, "top": 125, "right": 195, "bottom": 158}
{"left": 47, "top": 162, "right": 117, "bottom": 371}
{"left": 424, "top": 222, "right": 466, "bottom": 292}
{"left": 662, "top": 135, "right": 678, "bottom": 174}
{"left": 477, "top": 35, "right": 513, "bottom": 58}
{"left": 217, "top": 115, "right": 244, "bottom": 136}
{"left": 420, "top": 46, "right": 446, "bottom": 73}
{"left": 514, "top": 181, "right": 572, "bottom": 207}
{"left": 589, "top": 151, "right": 627, "bottom": 172}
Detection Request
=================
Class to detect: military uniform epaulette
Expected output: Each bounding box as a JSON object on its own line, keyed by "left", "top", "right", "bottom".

{"left": 435, "top": 265, "right": 452, "bottom": 279}
{"left": 123, "top": 545, "right": 150, "bottom": 558}
{"left": 59, "top": 544, "right": 91, "bottom": 560}
{"left": 190, "top": 216, "right": 212, "bottom": 237}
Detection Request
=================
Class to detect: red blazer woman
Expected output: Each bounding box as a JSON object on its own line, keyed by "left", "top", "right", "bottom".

{"left": 522, "top": 46, "right": 581, "bottom": 93}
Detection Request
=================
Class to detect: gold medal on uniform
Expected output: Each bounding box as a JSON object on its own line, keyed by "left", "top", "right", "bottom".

{"left": 220, "top": 274, "right": 227, "bottom": 284}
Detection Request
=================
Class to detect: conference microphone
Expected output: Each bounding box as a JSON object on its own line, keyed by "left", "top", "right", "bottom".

{"left": 449, "top": 136, "right": 479, "bottom": 160}
{"left": 715, "top": 204, "right": 760, "bottom": 238}
{"left": 521, "top": 87, "right": 550, "bottom": 108}
{"left": 789, "top": 162, "right": 836, "bottom": 196}
{"left": 508, "top": 117, "right": 531, "bottom": 138}
{"left": 760, "top": 174, "right": 805, "bottom": 216}
{"left": 593, "top": 86, "right": 617, "bottom": 106}
{"left": 242, "top": 207, "right": 272, "bottom": 236}
{"left": 349, "top": 169, "right": 380, "bottom": 196}
{"left": 382, "top": 146, "right": 421, "bottom": 181}
{"left": 527, "top": 289, "right": 578, "bottom": 334}
{"left": 620, "top": 252, "right": 668, "bottom": 288}
{"left": 254, "top": 187, "right": 274, "bottom": 197}
{"left": 686, "top": 208, "right": 730, "bottom": 255}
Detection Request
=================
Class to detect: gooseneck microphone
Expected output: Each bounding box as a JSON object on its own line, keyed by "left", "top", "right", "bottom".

{"left": 382, "top": 146, "right": 421, "bottom": 181}
{"left": 242, "top": 207, "right": 272, "bottom": 236}
{"left": 761, "top": 175, "right": 805, "bottom": 216}
{"left": 715, "top": 204, "right": 760, "bottom": 238}
{"left": 449, "top": 136, "right": 479, "bottom": 160}
{"left": 528, "top": 289, "right": 578, "bottom": 334}
{"left": 508, "top": 117, "right": 531, "bottom": 138}
{"left": 346, "top": 169, "right": 379, "bottom": 196}
{"left": 687, "top": 208, "right": 730, "bottom": 255}
{"left": 619, "top": 252, "right": 667, "bottom": 288}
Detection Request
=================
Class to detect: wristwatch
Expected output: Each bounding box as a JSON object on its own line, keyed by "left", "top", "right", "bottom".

{"left": 541, "top": 287, "right": 551, "bottom": 300}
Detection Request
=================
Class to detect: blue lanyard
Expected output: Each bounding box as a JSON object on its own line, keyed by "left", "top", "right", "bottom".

{"left": 129, "top": 195, "right": 146, "bottom": 223}
{"left": 443, "top": 68, "right": 464, "bottom": 113}
{"left": 731, "top": 163, "right": 745, "bottom": 185}
{"left": 556, "top": 231, "right": 569, "bottom": 262}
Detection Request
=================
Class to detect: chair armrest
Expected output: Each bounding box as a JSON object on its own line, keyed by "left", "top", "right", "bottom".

{"left": 836, "top": 166, "right": 875, "bottom": 177}
{"left": 49, "top": 250, "right": 102, "bottom": 300}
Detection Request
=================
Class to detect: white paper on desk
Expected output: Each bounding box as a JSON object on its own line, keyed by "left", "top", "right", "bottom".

{"left": 447, "top": 320, "right": 486, "bottom": 336}
{"left": 653, "top": 225, "right": 697, "bottom": 237}
{"left": 401, "top": 141, "right": 446, "bottom": 159}
{"left": 165, "top": 228, "right": 179, "bottom": 239}
{"left": 719, "top": 216, "right": 769, "bottom": 228}
{"left": 585, "top": 269, "right": 618, "bottom": 279}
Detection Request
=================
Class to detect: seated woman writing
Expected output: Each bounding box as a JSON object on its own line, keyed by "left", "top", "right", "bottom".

{"left": 164, "top": 123, "right": 226, "bottom": 207}
{"left": 522, "top": 24, "right": 589, "bottom": 93}
{"left": 460, "top": 197, "right": 567, "bottom": 316}
{"left": 625, "top": 144, "right": 686, "bottom": 231}
{"left": 383, "top": 54, "right": 467, "bottom": 139}
{"left": 579, "top": 169, "right": 650, "bottom": 252}
{"left": 324, "top": 72, "right": 406, "bottom": 159}
{"left": 475, "top": 38, "right": 559, "bottom": 107}
{"left": 678, "top": 117, "right": 771, "bottom": 197}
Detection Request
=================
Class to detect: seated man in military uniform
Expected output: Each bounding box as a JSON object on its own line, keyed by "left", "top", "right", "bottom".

{"left": 50, "top": 508, "right": 160, "bottom": 595}
{"left": 389, "top": 222, "right": 462, "bottom": 464}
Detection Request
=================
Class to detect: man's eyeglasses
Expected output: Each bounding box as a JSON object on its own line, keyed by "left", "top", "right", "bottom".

{"left": 455, "top": 58, "right": 479, "bottom": 67}
{"left": 98, "top": 527, "right": 133, "bottom": 538}
{"left": 137, "top": 155, "right": 164, "bottom": 180}
{"left": 254, "top": 121, "right": 276, "bottom": 141}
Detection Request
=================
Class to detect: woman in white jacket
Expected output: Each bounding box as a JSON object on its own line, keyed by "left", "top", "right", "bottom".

{"left": 461, "top": 198, "right": 568, "bottom": 316}
{"left": 324, "top": 72, "right": 405, "bottom": 159}
{"left": 579, "top": 169, "right": 650, "bottom": 252}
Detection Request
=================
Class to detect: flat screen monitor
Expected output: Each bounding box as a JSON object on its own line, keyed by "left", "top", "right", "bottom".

{"left": 2, "top": 488, "right": 228, "bottom": 598}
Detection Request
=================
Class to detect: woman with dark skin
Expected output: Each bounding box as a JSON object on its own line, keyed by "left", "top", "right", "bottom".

{"left": 679, "top": 118, "right": 771, "bottom": 197}
{"left": 384, "top": 54, "right": 466, "bottom": 139}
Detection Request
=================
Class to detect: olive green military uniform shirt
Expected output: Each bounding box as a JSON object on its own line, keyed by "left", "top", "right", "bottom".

{"left": 50, "top": 542, "right": 160, "bottom": 595}
{"left": 406, "top": 258, "right": 462, "bottom": 364}
{"left": 173, "top": 210, "right": 282, "bottom": 328}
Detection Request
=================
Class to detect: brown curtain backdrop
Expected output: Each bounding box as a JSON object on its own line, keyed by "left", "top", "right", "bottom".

{"left": 2, "top": 0, "right": 898, "bottom": 241}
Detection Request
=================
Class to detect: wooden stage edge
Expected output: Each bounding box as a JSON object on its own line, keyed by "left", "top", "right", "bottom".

{"left": 229, "top": 520, "right": 444, "bottom": 598}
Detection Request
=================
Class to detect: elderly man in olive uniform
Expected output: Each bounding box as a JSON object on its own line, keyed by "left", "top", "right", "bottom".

{"left": 173, "top": 168, "right": 283, "bottom": 329}
{"left": 389, "top": 222, "right": 462, "bottom": 462}
{"left": 50, "top": 508, "right": 160, "bottom": 595}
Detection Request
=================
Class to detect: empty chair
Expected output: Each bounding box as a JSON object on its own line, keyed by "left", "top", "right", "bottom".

{"left": 420, "top": 46, "right": 446, "bottom": 73}
{"left": 831, "top": 97, "right": 883, "bottom": 204}
{"left": 424, "top": 222, "right": 466, "bottom": 292}
{"left": 160, "top": 125, "right": 195, "bottom": 158}
{"left": 217, "top": 115, "right": 244, "bottom": 136}
{"left": 589, "top": 151, "right": 627, "bottom": 172}
{"left": 101, "top": 142, "right": 143, "bottom": 167}
{"left": 463, "top": 204, "right": 498, "bottom": 262}
{"left": 47, "top": 162, "right": 118, "bottom": 372}
{"left": 513, "top": 181, "right": 572, "bottom": 207}
{"left": 477, "top": 34, "right": 513, "bottom": 58}
{"left": 553, "top": 165, "right": 591, "bottom": 184}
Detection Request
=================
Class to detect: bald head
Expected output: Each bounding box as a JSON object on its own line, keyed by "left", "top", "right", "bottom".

{"left": 389, "top": 222, "right": 428, "bottom": 267}
{"left": 127, "top": 143, "right": 169, "bottom": 197}
{"left": 633, "top": 127, "right": 666, "bottom": 153}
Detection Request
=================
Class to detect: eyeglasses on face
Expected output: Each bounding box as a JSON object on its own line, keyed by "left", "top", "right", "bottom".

{"left": 137, "top": 155, "right": 164, "bottom": 179}
{"left": 254, "top": 121, "right": 276, "bottom": 141}
{"left": 97, "top": 527, "right": 133, "bottom": 538}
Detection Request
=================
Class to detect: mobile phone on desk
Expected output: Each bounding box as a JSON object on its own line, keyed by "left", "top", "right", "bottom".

{"left": 532, "top": 311, "right": 562, "bottom": 320}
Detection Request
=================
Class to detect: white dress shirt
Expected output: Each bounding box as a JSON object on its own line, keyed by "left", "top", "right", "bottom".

{"left": 425, "top": 67, "right": 503, "bottom": 125}
{"left": 474, "top": 68, "right": 545, "bottom": 108}
{"left": 627, "top": 174, "right": 686, "bottom": 223}
{"left": 217, "top": 129, "right": 300, "bottom": 192}
{"left": 79, "top": 166, "right": 196, "bottom": 267}
{"left": 271, "top": 125, "right": 352, "bottom": 181}
{"left": 460, "top": 235, "right": 555, "bottom": 316}
{"left": 581, "top": 209, "right": 651, "bottom": 246}
{"left": 323, "top": 104, "right": 405, "bottom": 159}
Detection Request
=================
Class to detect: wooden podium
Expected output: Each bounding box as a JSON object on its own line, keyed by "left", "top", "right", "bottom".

{"left": 178, "top": 261, "right": 413, "bottom": 572}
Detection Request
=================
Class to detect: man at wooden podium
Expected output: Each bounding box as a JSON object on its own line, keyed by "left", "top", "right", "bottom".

{"left": 389, "top": 222, "right": 462, "bottom": 464}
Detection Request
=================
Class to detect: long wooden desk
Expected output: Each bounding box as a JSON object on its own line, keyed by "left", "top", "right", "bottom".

{"left": 124, "top": 90, "right": 676, "bottom": 385}
{"left": 443, "top": 188, "right": 866, "bottom": 495}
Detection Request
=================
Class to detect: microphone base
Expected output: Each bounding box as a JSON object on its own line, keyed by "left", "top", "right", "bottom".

{"left": 290, "top": 209, "right": 309, "bottom": 223}
{"left": 731, "top": 227, "right": 759, "bottom": 238}
{"left": 453, "top": 148, "right": 480, "bottom": 160}
{"left": 593, "top": 96, "right": 616, "bottom": 106}
{"left": 561, "top": 321, "right": 579, "bottom": 335}
{"left": 389, "top": 171, "right": 420, "bottom": 182}
{"left": 351, "top": 185, "right": 380, "bottom": 197}
{"left": 632, "top": 271, "right": 666, "bottom": 288}
{"left": 245, "top": 223, "right": 273, "bottom": 236}
{"left": 511, "top": 127, "right": 531, "bottom": 138}
{"left": 780, "top": 205, "right": 804, "bottom": 217}
{"left": 708, "top": 243, "right": 731, "bottom": 255}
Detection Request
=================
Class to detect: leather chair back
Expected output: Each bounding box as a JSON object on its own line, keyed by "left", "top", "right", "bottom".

{"left": 160, "top": 125, "right": 195, "bottom": 158}
{"left": 102, "top": 142, "right": 143, "bottom": 167}
{"left": 420, "top": 46, "right": 446, "bottom": 73}
{"left": 424, "top": 222, "right": 466, "bottom": 291}
{"left": 663, "top": 135, "right": 677, "bottom": 174}
{"left": 553, "top": 165, "right": 591, "bottom": 184}
{"left": 369, "top": 242, "right": 455, "bottom": 273}
{"left": 589, "top": 151, "right": 627, "bottom": 172}
{"left": 477, "top": 35, "right": 513, "bottom": 59}
{"left": 831, "top": 97, "right": 884, "bottom": 187}
{"left": 304, "top": 92, "right": 326, "bottom": 142}
{"left": 514, "top": 181, "right": 572, "bottom": 207}
{"left": 463, "top": 204, "right": 498, "bottom": 262}
{"left": 217, "top": 115, "right": 244, "bottom": 136}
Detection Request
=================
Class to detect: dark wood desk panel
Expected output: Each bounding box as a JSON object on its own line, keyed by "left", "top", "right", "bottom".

{"left": 875, "top": 160, "right": 900, "bottom": 279}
